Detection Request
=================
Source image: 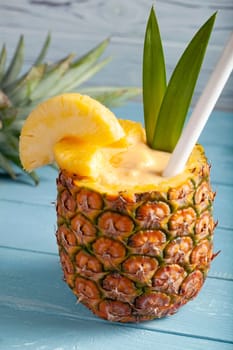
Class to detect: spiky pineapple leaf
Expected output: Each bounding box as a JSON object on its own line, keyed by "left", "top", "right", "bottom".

{"left": 143, "top": 7, "right": 166, "bottom": 147}
{"left": 0, "top": 151, "right": 17, "bottom": 179}
{"left": 48, "top": 39, "right": 110, "bottom": 96}
{"left": 151, "top": 12, "right": 216, "bottom": 152}
{"left": 80, "top": 86, "right": 141, "bottom": 107}
{"left": 0, "top": 44, "right": 7, "bottom": 82}
{"left": 3, "top": 34, "right": 50, "bottom": 94}
{"left": 7, "top": 65, "right": 45, "bottom": 105}
{"left": 34, "top": 32, "right": 51, "bottom": 66}
{"left": 71, "top": 38, "right": 110, "bottom": 69}
{"left": 30, "top": 54, "right": 74, "bottom": 101}
{"left": 1, "top": 36, "right": 24, "bottom": 87}
{"left": 62, "top": 56, "right": 112, "bottom": 91}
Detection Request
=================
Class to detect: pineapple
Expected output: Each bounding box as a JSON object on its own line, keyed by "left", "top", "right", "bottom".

{"left": 0, "top": 34, "right": 139, "bottom": 183}
{"left": 54, "top": 145, "right": 216, "bottom": 322}
{"left": 19, "top": 8, "right": 217, "bottom": 322}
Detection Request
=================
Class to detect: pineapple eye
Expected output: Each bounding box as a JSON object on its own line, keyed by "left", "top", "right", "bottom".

{"left": 136, "top": 201, "right": 170, "bottom": 229}
{"left": 97, "top": 210, "right": 134, "bottom": 240}
{"left": 123, "top": 256, "right": 158, "bottom": 284}
{"left": 152, "top": 264, "right": 187, "bottom": 294}
{"left": 180, "top": 270, "right": 204, "bottom": 299}
{"left": 71, "top": 213, "right": 97, "bottom": 245}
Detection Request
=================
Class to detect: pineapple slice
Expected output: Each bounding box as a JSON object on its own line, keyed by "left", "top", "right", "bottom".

{"left": 114, "top": 119, "right": 146, "bottom": 147}
{"left": 19, "top": 93, "right": 125, "bottom": 171}
{"left": 53, "top": 138, "right": 102, "bottom": 178}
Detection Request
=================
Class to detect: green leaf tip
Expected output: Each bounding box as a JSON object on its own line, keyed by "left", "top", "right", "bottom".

{"left": 143, "top": 6, "right": 166, "bottom": 147}
{"left": 143, "top": 9, "right": 216, "bottom": 152}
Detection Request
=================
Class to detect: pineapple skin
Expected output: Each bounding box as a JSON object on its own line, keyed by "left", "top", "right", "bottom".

{"left": 56, "top": 148, "right": 216, "bottom": 323}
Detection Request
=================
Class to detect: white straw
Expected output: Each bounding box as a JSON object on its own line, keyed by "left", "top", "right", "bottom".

{"left": 163, "top": 32, "right": 233, "bottom": 177}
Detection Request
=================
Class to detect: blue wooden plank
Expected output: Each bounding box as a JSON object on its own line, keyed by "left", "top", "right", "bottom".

{"left": 0, "top": 201, "right": 57, "bottom": 254}
{"left": 212, "top": 227, "right": 233, "bottom": 280}
{"left": 0, "top": 166, "right": 57, "bottom": 204}
{"left": 204, "top": 144, "right": 233, "bottom": 186}
{"left": 197, "top": 111, "right": 233, "bottom": 148}
{"left": 1, "top": 307, "right": 232, "bottom": 350}
{"left": 214, "top": 184, "right": 233, "bottom": 230}
{"left": 0, "top": 247, "right": 232, "bottom": 343}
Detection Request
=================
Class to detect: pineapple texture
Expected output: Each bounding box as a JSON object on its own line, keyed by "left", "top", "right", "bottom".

{"left": 56, "top": 148, "right": 216, "bottom": 323}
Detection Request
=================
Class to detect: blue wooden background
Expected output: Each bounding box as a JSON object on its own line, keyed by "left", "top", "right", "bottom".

{"left": 0, "top": 0, "right": 232, "bottom": 110}
{"left": 0, "top": 1, "right": 233, "bottom": 350}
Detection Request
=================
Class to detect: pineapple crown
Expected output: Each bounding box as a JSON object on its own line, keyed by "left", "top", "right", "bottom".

{"left": 0, "top": 35, "right": 139, "bottom": 184}
{"left": 143, "top": 7, "right": 216, "bottom": 152}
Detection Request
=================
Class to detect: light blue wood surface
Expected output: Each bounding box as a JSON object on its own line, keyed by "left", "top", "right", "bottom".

{"left": 0, "top": 0, "right": 233, "bottom": 111}
{"left": 0, "top": 1, "right": 233, "bottom": 349}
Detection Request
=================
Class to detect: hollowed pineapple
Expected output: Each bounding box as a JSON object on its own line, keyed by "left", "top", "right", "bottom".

{"left": 54, "top": 143, "right": 216, "bottom": 322}
{"left": 19, "top": 8, "right": 217, "bottom": 322}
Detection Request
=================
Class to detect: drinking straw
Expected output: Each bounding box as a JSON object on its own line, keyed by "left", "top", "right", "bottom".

{"left": 163, "top": 33, "right": 233, "bottom": 177}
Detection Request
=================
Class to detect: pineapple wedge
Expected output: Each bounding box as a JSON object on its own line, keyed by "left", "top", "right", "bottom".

{"left": 53, "top": 138, "right": 102, "bottom": 178}
{"left": 19, "top": 93, "right": 125, "bottom": 171}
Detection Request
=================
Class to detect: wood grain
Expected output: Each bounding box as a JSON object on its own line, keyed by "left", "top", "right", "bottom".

{"left": 0, "top": 0, "right": 232, "bottom": 110}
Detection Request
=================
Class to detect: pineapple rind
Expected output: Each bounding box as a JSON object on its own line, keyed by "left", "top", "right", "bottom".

{"left": 56, "top": 144, "right": 216, "bottom": 323}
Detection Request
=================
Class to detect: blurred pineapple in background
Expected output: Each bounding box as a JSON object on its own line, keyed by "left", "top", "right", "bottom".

{"left": 0, "top": 35, "right": 139, "bottom": 183}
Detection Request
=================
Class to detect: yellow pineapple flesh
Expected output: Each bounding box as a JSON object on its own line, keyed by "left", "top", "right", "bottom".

{"left": 19, "top": 93, "right": 125, "bottom": 172}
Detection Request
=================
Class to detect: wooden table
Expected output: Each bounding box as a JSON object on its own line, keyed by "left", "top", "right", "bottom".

{"left": 0, "top": 1, "right": 233, "bottom": 349}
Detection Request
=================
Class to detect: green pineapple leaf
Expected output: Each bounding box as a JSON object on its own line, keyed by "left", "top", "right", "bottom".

{"left": 48, "top": 38, "right": 110, "bottom": 96}
{"left": 29, "top": 54, "right": 75, "bottom": 101}
{"left": 0, "top": 44, "right": 7, "bottom": 82}
{"left": 34, "top": 32, "right": 51, "bottom": 66}
{"left": 1, "top": 35, "right": 24, "bottom": 87}
{"left": 150, "top": 12, "right": 216, "bottom": 152}
{"left": 0, "top": 35, "right": 140, "bottom": 184}
{"left": 143, "top": 6, "right": 166, "bottom": 147}
{"left": 6, "top": 65, "right": 45, "bottom": 105}
{"left": 0, "top": 151, "right": 17, "bottom": 179}
{"left": 79, "top": 86, "right": 141, "bottom": 107}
